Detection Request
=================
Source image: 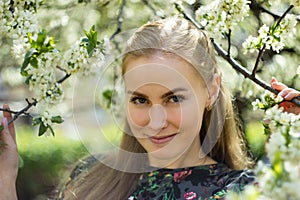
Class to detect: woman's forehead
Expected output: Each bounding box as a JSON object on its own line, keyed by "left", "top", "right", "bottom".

{"left": 123, "top": 55, "right": 206, "bottom": 86}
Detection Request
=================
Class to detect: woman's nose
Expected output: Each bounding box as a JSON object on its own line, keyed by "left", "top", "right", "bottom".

{"left": 148, "top": 104, "right": 167, "bottom": 131}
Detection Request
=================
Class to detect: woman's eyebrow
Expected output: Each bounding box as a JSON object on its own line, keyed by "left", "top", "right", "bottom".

{"left": 127, "top": 91, "right": 148, "bottom": 98}
{"left": 161, "top": 88, "right": 188, "bottom": 98}
{"left": 127, "top": 88, "right": 187, "bottom": 98}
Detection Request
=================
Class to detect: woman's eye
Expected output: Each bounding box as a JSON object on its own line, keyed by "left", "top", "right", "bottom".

{"left": 130, "top": 97, "right": 149, "bottom": 105}
{"left": 168, "top": 95, "right": 185, "bottom": 103}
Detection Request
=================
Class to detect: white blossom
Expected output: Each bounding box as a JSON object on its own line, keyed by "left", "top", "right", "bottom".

{"left": 62, "top": 39, "right": 106, "bottom": 76}
{"left": 24, "top": 51, "right": 64, "bottom": 105}
{"left": 196, "top": 0, "right": 250, "bottom": 37}
{"left": 265, "top": 131, "right": 286, "bottom": 162}
{"left": 243, "top": 14, "right": 298, "bottom": 53}
{"left": 41, "top": 110, "right": 53, "bottom": 127}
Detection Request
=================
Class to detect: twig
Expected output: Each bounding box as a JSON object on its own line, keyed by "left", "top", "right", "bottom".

{"left": 250, "top": 0, "right": 299, "bottom": 22}
{"left": 0, "top": 98, "right": 38, "bottom": 125}
{"left": 252, "top": 46, "right": 266, "bottom": 76}
{"left": 0, "top": 108, "right": 32, "bottom": 117}
{"left": 252, "top": 5, "right": 294, "bottom": 76}
{"left": 226, "top": 30, "right": 232, "bottom": 56}
{"left": 9, "top": 0, "right": 15, "bottom": 13}
{"left": 141, "top": 0, "right": 166, "bottom": 19}
{"left": 56, "top": 65, "right": 68, "bottom": 73}
{"left": 213, "top": 40, "right": 275, "bottom": 92}
{"left": 250, "top": 0, "right": 280, "bottom": 19}
{"left": 174, "top": 2, "right": 300, "bottom": 107}
{"left": 57, "top": 73, "right": 71, "bottom": 84}
{"left": 174, "top": 2, "right": 202, "bottom": 30}
{"left": 110, "top": 0, "right": 127, "bottom": 40}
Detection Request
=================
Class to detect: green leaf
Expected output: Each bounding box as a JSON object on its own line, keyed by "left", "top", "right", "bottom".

{"left": 81, "top": 38, "right": 89, "bottom": 44}
{"left": 102, "top": 89, "right": 113, "bottom": 108}
{"left": 86, "top": 43, "right": 94, "bottom": 56}
{"left": 38, "top": 123, "right": 48, "bottom": 136}
{"left": 263, "top": 123, "right": 271, "bottom": 136}
{"left": 0, "top": 125, "right": 4, "bottom": 132}
{"left": 51, "top": 116, "right": 64, "bottom": 124}
{"left": 36, "top": 30, "right": 47, "bottom": 47}
{"left": 27, "top": 32, "right": 33, "bottom": 44}
{"left": 32, "top": 117, "right": 42, "bottom": 126}
{"left": 21, "top": 49, "right": 38, "bottom": 75}
{"left": 84, "top": 30, "right": 90, "bottom": 40}
{"left": 25, "top": 75, "right": 33, "bottom": 85}
{"left": 82, "top": 25, "right": 98, "bottom": 56}
{"left": 48, "top": 125, "right": 55, "bottom": 136}
{"left": 29, "top": 56, "right": 38, "bottom": 68}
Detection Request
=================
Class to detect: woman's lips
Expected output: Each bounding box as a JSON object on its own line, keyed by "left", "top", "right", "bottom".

{"left": 149, "top": 133, "right": 177, "bottom": 144}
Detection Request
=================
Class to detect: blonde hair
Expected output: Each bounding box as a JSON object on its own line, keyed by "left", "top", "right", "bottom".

{"left": 62, "top": 17, "right": 253, "bottom": 200}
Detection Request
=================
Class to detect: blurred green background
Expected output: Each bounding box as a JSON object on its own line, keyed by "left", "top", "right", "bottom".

{"left": 16, "top": 126, "right": 88, "bottom": 200}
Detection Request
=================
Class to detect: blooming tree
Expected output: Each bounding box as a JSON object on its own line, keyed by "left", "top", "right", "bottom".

{"left": 0, "top": 0, "right": 110, "bottom": 136}
{"left": 0, "top": 0, "right": 300, "bottom": 199}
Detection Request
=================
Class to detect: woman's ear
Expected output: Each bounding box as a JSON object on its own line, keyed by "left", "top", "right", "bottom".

{"left": 206, "top": 74, "right": 220, "bottom": 109}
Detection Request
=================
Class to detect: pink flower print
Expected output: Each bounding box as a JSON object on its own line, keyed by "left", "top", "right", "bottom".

{"left": 184, "top": 191, "right": 197, "bottom": 200}
{"left": 173, "top": 170, "right": 192, "bottom": 182}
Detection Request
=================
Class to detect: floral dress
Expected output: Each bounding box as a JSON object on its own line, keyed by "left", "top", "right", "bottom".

{"left": 58, "top": 157, "right": 255, "bottom": 200}
{"left": 128, "top": 163, "right": 255, "bottom": 200}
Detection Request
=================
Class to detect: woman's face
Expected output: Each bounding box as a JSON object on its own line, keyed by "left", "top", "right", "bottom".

{"left": 123, "top": 54, "right": 210, "bottom": 168}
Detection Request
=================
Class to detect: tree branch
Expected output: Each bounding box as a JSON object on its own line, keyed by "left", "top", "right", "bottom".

{"left": 141, "top": 0, "right": 166, "bottom": 19}
{"left": 110, "top": 0, "right": 127, "bottom": 40}
{"left": 252, "top": 46, "right": 266, "bottom": 76}
{"left": 0, "top": 98, "right": 38, "bottom": 125}
{"left": 250, "top": 0, "right": 299, "bottom": 22}
{"left": 226, "top": 30, "right": 232, "bottom": 56}
{"left": 250, "top": 0, "right": 280, "bottom": 19}
{"left": 174, "top": 2, "right": 300, "bottom": 107}
{"left": 57, "top": 73, "right": 71, "bottom": 84}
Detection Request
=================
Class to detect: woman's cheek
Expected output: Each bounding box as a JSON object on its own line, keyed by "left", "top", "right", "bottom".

{"left": 165, "top": 107, "right": 182, "bottom": 129}
{"left": 127, "top": 108, "right": 150, "bottom": 127}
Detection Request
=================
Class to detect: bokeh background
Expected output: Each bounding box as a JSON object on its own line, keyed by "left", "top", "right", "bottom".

{"left": 1, "top": 0, "right": 299, "bottom": 199}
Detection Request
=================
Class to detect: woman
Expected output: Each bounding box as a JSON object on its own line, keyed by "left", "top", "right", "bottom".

{"left": 1, "top": 17, "right": 300, "bottom": 200}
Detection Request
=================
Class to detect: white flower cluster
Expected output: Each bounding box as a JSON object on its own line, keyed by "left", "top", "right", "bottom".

{"left": 0, "top": 0, "right": 39, "bottom": 59}
{"left": 62, "top": 37, "right": 108, "bottom": 76}
{"left": 1, "top": 1, "right": 111, "bottom": 130}
{"left": 264, "top": 105, "right": 300, "bottom": 162}
{"left": 251, "top": 90, "right": 283, "bottom": 110}
{"left": 24, "top": 50, "right": 63, "bottom": 105}
{"left": 255, "top": 106, "right": 300, "bottom": 199}
{"left": 243, "top": 14, "right": 298, "bottom": 53}
{"left": 41, "top": 110, "right": 53, "bottom": 128}
{"left": 195, "top": 0, "right": 250, "bottom": 37}
{"left": 233, "top": 105, "right": 300, "bottom": 200}
{"left": 0, "top": 0, "right": 13, "bottom": 34}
